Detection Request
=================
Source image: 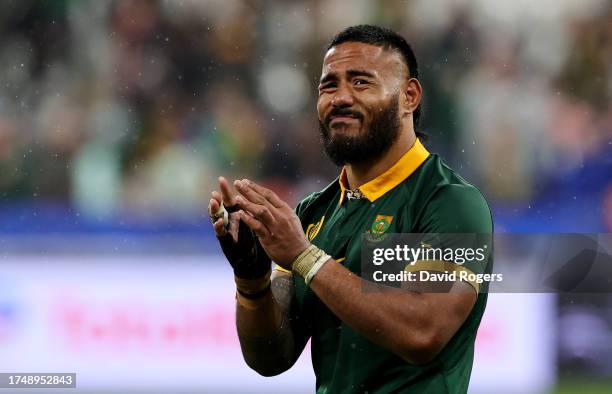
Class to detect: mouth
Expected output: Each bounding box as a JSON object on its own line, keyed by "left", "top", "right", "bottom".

{"left": 328, "top": 112, "right": 362, "bottom": 128}
{"left": 330, "top": 115, "right": 359, "bottom": 125}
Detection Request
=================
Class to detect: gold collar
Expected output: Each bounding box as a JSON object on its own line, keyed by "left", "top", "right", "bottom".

{"left": 338, "top": 138, "right": 430, "bottom": 205}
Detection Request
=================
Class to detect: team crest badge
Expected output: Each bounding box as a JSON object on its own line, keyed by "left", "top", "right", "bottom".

{"left": 306, "top": 216, "right": 325, "bottom": 241}
{"left": 371, "top": 215, "right": 393, "bottom": 234}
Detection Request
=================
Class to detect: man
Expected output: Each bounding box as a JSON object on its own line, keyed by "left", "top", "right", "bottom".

{"left": 209, "top": 25, "right": 493, "bottom": 394}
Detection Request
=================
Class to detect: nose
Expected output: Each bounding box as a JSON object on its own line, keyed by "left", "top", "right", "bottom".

{"left": 331, "top": 82, "right": 354, "bottom": 108}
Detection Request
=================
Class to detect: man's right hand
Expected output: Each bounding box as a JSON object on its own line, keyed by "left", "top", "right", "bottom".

{"left": 209, "top": 176, "right": 271, "bottom": 280}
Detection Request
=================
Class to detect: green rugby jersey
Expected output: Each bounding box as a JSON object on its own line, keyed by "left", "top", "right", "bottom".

{"left": 277, "top": 139, "right": 493, "bottom": 394}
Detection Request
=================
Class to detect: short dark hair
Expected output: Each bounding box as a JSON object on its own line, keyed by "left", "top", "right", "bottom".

{"left": 327, "top": 25, "right": 425, "bottom": 139}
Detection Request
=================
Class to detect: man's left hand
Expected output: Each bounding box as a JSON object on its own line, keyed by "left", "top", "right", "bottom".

{"left": 233, "top": 179, "right": 310, "bottom": 271}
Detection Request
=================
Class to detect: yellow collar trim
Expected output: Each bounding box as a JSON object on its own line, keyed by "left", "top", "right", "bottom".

{"left": 338, "top": 138, "right": 430, "bottom": 205}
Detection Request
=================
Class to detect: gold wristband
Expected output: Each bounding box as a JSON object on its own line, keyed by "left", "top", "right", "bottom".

{"left": 292, "top": 245, "right": 319, "bottom": 277}
{"left": 292, "top": 244, "right": 330, "bottom": 285}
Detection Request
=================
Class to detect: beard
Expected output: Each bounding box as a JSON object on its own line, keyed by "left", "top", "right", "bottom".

{"left": 319, "top": 95, "right": 401, "bottom": 166}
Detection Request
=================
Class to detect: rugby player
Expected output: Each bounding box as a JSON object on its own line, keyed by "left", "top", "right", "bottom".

{"left": 209, "top": 25, "right": 493, "bottom": 393}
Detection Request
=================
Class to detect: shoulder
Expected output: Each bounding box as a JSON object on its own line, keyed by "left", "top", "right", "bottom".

{"left": 295, "top": 178, "right": 340, "bottom": 219}
{"left": 414, "top": 155, "right": 492, "bottom": 233}
{"left": 431, "top": 182, "right": 489, "bottom": 214}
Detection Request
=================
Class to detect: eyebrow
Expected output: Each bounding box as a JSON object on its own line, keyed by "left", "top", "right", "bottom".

{"left": 319, "top": 69, "right": 377, "bottom": 85}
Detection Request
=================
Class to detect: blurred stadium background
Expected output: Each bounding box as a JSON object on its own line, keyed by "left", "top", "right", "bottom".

{"left": 0, "top": 0, "right": 610, "bottom": 393}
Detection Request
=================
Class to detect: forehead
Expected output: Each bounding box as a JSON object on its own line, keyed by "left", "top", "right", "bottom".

{"left": 321, "top": 41, "right": 406, "bottom": 78}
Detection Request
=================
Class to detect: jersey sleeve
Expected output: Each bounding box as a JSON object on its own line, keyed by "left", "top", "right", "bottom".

{"left": 409, "top": 184, "right": 493, "bottom": 292}
{"left": 421, "top": 184, "right": 492, "bottom": 235}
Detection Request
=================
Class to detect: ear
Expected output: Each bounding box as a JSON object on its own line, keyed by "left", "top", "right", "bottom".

{"left": 400, "top": 78, "right": 422, "bottom": 117}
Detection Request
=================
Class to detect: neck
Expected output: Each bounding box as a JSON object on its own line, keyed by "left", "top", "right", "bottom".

{"left": 345, "top": 131, "right": 416, "bottom": 189}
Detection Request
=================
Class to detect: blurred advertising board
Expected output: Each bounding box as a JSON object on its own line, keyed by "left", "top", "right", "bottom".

{"left": 0, "top": 255, "right": 553, "bottom": 393}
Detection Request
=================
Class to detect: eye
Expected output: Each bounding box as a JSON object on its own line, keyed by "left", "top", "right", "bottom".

{"left": 318, "top": 82, "right": 336, "bottom": 92}
{"left": 354, "top": 79, "right": 368, "bottom": 86}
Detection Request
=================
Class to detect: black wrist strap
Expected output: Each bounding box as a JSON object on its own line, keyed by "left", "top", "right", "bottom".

{"left": 225, "top": 204, "right": 240, "bottom": 214}
{"left": 236, "top": 281, "right": 271, "bottom": 300}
